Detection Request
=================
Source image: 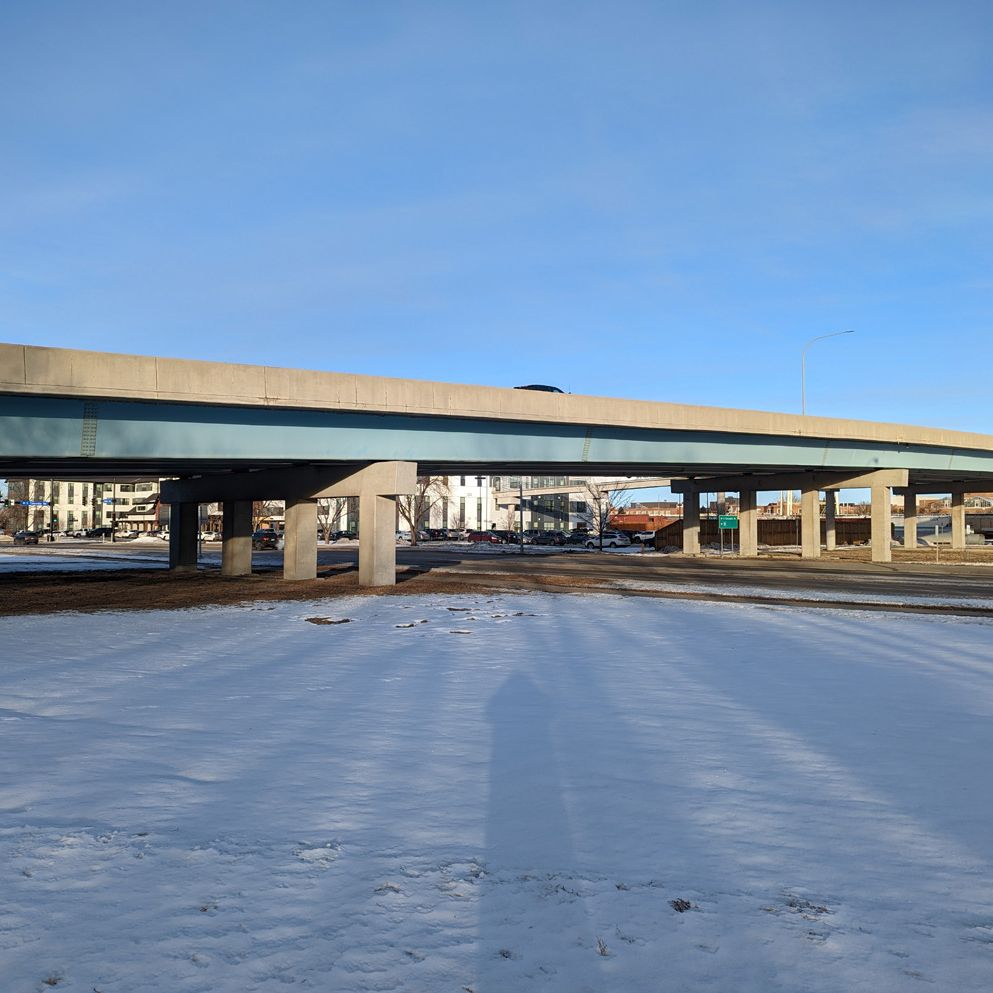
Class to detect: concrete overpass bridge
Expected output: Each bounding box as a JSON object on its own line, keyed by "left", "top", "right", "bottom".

{"left": 4, "top": 343, "right": 993, "bottom": 583}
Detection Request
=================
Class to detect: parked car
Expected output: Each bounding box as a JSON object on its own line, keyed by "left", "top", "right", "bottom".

{"left": 532, "top": 530, "right": 567, "bottom": 546}
{"left": 13, "top": 530, "right": 40, "bottom": 545}
{"left": 489, "top": 529, "right": 521, "bottom": 544}
{"left": 585, "top": 530, "right": 632, "bottom": 549}
{"left": 467, "top": 530, "right": 504, "bottom": 544}
{"left": 396, "top": 529, "right": 430, "bottom": 543}
{"left": 425, "top": 528, "right": 460, "bottom": 541}
{"left": 629, "top": 530, "right": 657, "bottom": 544}
{"left": 560, "top": 531, "right": 592, "bottom": 546}
{"left": 198, "top": 531, "right": 221, "bottom": 542}
{"left": 252, "top": 529, "right": 280, "bottom": 550}
{"left": 330, "top": 529, "right": 356, "bottom": 541}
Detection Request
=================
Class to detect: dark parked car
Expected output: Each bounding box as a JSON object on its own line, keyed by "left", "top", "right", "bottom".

{"left": 467, "top": 530, "right": 503, "bottom": 544}
{"left": 320, "top": 529, "right": 356, "bottom": 542}
{"left": 532, "top": 530, "right": 567, "bottom": 546}
{"left": 489, "top": 529, "right": 522, "bottom": 544}
{"left": 13, "top": 530, "right": 41, "bottom": 545}
{"left": 252, "top": 529, "right": 280, "bottom": 550}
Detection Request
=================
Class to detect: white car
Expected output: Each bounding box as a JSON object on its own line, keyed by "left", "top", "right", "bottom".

{"left": 585, "top": 530, "right": 632, "bottom": 549}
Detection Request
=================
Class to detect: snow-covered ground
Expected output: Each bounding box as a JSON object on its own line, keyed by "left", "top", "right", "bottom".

{"left": 2, "top": 593, "right": 992, "bottom": 992}
{"left": 0, "top": 552, "right": 164, "bottom": 572}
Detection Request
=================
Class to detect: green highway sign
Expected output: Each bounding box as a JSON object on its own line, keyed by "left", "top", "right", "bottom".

{"left": 718, "top": 514, "right": 739, "bottom": 529}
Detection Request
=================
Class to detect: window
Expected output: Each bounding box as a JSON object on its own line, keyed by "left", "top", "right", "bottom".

{"left": 459, "top": 497, "right": 465, "bottom": 527}
{"left": 460, "top": 476, "right": 466, "bottom": 487}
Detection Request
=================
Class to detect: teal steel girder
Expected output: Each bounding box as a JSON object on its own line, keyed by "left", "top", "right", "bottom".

{"left": 2, "top": 395, "right": 993, "bottom": 478}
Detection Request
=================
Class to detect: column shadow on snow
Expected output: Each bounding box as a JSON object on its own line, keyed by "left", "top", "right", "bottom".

{"left": 477, "top": 671, "right": 601, "bottom": 991}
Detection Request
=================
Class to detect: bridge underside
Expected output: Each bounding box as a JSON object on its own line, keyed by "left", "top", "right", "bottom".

{"left": 5, "top": 393, "right": 993, "bottom": 582}
{"left": 5, "top": 459, "right": 993, "bottom": 491}
{"left": 4, "top": 395, "right": 993, "bottom": 488}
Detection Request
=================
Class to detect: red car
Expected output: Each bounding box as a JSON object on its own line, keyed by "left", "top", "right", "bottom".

{"left": 467, "top": 530, "right": 503, "bottom": 544}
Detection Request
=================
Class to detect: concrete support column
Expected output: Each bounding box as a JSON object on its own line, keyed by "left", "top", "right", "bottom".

{"left": 824, "top": 490, "right": 837, "bottom": 551}
{"left": 283, "top": 498, "right": 318, "bottom": 581}
{"left": 871, "top": 482, "right": 892, "bottom": 563}
{"left": 800, "top": 487, "right": 821, "bottom": 559}
{"left": 738, "top": 490, "right": 758, "bottom": 557}
{"left": 221, "top": 500, "right": 253, "bottom": 577}
{"left": 903, "top": 492, "right": 918, "bottom": 550}
{"left": 682, "top": 496, "right": 700, "bottom": 555}
{"left": 951, "top": 490, "right": 966, "bottom": 550}
{"left": 168, "top": 502, "right": 198, "bottom": 571}
{"left": 359, "top": 492, "right": 398, "bottom": 586}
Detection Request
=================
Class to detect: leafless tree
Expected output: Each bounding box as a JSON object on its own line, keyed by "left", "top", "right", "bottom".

{"left": 577, "top": 480, "right": 632, "bottom": 550}
{"left": 316, "top": 497, "right": 346, "bottom": 542}
{"left": 2, "top": 479, "right": 28, "bottom": 533}
{"left": 397, "top": 477, "right": 449, "bottom": 546}
{"left": 502, "top": 505, "right": 520, "bottom": 534}
{"left": 252, "top": 500, "right": 283, "bottom": 531}
{"left": 31, "top": 479, "right": 47, "bottom": 531}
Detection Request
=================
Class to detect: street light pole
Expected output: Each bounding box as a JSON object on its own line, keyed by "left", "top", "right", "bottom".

{"left": 801, "top": 330, "right": 854, "bottom": 415}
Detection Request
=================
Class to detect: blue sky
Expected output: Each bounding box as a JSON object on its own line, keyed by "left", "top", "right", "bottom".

{"left": 2, "top": 1, "right": 992, "bottom": 432}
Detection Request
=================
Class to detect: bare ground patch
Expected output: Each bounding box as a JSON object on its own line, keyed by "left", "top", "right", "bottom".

{"left": 0, "top": 565, "right": 506, "bottom": 617}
